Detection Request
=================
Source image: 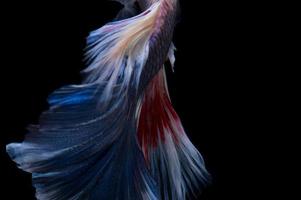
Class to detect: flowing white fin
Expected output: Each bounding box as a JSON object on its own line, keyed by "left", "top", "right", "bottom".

{"left": 83, "top": 1, "right": 161, "bottom": 99}
{"left": 168, "top": 42, "right": 176, "bottom": 72}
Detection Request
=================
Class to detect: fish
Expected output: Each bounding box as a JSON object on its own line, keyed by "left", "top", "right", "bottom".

{"left": 6, "top": 0, "right": 210, "bottom": 199}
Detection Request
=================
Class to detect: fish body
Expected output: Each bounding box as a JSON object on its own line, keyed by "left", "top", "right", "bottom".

{"left": 6, "top": 1, "right": 210, "bottom": 199}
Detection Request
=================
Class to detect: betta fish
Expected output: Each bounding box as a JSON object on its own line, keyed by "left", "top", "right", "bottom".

{"left": 6, "top": 0, "right": 210, "bottom": 199}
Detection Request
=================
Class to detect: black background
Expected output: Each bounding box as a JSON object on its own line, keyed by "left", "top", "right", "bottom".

{"left": 0, "top": 0, "right": 282, "bottom": 199}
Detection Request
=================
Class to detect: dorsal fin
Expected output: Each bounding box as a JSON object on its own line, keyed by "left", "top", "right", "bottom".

{"left": 113, "top": 0, "right": 141, "bottom": 20}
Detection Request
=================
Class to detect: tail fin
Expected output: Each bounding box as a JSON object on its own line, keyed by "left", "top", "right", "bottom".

{"left": 7, "top": 82, "right": 159, "bottom": 200}
{"left": 6, "top": 3, "right": 162, "bottom": 200}
{"left": 138, "top": 68, "right": 211, "bottom": 199}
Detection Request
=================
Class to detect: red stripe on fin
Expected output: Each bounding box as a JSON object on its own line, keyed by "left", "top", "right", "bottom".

{"left": 137, "top": 68, "right": 182, "bottom": 161}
